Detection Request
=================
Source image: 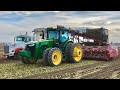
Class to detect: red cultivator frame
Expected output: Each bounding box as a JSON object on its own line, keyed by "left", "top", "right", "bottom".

{"left": 82, "top": 45, "right": 118, "bottom": 60}
{"left": 69, "top": 27, "right": 118, "bottom": 60}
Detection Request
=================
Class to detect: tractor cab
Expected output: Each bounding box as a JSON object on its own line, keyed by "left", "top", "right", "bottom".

{"left": 14, "top": 35, "right": 33, "bottom": 43}
{"left": 32, "top": 28, "right": 46, "bottom": 41}
{"left": 47, "top": 25, "right": 69, "bottom": 43}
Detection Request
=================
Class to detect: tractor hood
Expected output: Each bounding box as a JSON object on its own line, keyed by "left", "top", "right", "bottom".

{"left": 25, "top": 41, "right": 38, "bottom": 45}
{"left": 25, "top": 39, "right": 53, "bottom": 45}
{"left": 18, "top": 50, "right": 31, "bottom": 58}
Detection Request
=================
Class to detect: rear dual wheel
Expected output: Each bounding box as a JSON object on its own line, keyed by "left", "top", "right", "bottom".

{"left": 43, "top": 48, "right": 62, "bottom": 66}
{"left": 65, "top": 43, "right": 83, "bottom": 63}
{"left": 43, "top": 48, "right": 51, "bottom": 65}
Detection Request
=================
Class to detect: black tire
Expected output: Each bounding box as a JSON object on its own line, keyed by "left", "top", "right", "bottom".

{"left": 14, "top": 53, "right": 21, "bottom": 60}
{"left": 7, "top": 56, "right": 14, "bottom": 60}
{"left": 21, "top": 56, "right": 29, "bottom": 64}
{"left": 48, "top": 48, "right": 62, "bottom": 66}
{"left": 27, "top": 58, "right": 37, "bottom": 64}
{"left": 65, "top": 42, "right": 73, "bottom": 62}
{"left": 20, "top": 56, "right": 37, "bottom": 64}
{"left": 66, "top": 43, "right": 83, "bottom": 63}
{"left": 106, "top": 57, "right": 114, "bottom": 61}
{"left": 42, "top": 48, "right": 51, "bottom": 66}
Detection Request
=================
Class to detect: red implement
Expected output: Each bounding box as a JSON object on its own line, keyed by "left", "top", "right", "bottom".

{"left": 82, "top": 44, "right": 118, "bottom": 60}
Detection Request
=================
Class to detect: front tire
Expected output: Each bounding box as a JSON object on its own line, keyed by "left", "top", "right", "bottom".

{"left": 48, "top": 48, "right": 62, "bottom": 66}
{"left": 21, "top": 56, "right": 29, "bottom": 64}
{"left": 21, "top": 56, "right": 37, "bottom": 64}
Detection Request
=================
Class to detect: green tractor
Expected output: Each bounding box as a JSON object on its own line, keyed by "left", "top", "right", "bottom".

{"left": 18, "top": 25, "right": 83, "bottom": 66}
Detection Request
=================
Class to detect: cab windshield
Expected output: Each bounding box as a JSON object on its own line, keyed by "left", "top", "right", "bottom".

{"left": 16, "top": 37, "right": 25, "bottom": 41}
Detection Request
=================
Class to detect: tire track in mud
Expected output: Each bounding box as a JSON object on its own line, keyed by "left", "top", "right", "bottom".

{"left": 76, "top": 59, "right": 120, "bottom": 79}
{"left": 25, "top": 60, "right": 120, "bottom": 79}
{"left": 110, "top": 71, "right": 120, "bottom": 79}
{"left": 72, "top": 59, "right": 120, "bottom": 79}
{"left": 21, "top": 61, "right": 104, "bottom": 79}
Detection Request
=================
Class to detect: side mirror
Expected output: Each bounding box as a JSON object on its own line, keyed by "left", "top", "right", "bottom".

{"left": 14, "top": 37, "right": 16, "bottom": 41}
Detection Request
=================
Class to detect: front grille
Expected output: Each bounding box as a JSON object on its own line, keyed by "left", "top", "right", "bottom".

{"left": 26, "top": 44, "right": 36, "bottom": 57}
{"left": 4, "top": 45, "right": 9, "bottom": 53}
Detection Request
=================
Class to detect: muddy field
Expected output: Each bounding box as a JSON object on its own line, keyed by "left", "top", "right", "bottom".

{"left": 0, "top": 43, "right": 4, "bottom": 59}
{"left": 0, "top": 44, "right": 120, "bottom": 79}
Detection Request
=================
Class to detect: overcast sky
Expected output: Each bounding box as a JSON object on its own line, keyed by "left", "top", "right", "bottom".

{"left": 0, "top": 11, "right": 120, "bottom": 43}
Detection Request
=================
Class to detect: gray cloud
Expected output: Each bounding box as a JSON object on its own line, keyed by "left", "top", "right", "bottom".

{"left": 0, "top": 11, "right": 120, "bottom": 43}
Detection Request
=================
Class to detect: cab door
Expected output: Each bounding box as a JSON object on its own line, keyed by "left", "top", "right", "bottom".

{"left": 60, "top": 31, "right": 69, "bottom": 42}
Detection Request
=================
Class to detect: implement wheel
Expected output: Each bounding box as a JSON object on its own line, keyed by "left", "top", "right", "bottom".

{"left": 106, "top": 57, "right": 114, "bottom": 61}
{"left": 43, "top": 48, "right": 51, "bottom": 66}
{"left": 66, "top": 43, "right": 83, "bottom": 63}
{"left": 48, "top": 48, "right": 62, "bottom": 66}
{"left": 21, "top": 56, "right": 37, "bottom": 64}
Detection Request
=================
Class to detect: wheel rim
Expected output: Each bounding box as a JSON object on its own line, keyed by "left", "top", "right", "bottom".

{"left": 52, "top": 50, "right": 62, "bottom": 65}
{"left": 73, "top": 45, "right": 82, "bottom": 61}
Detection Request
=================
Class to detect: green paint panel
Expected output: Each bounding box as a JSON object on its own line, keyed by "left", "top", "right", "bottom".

{"left": 18, "top": 50, "right": 31, "bottom": 58}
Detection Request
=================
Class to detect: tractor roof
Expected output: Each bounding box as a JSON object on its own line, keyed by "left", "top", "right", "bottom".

{"left": 16, "top": 35, "right": 30, "bottom": 37}
{"left": 86, "top": 27, "right": 108, "bottom": 32}
{"left": 46, "top": 25, "right": 69, "bottom": 31}
{"left": 32, "top": 28, "right": 46, "bottom": 32}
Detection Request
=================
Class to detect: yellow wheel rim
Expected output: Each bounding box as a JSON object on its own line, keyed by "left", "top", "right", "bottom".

{"left": 73, "top": 45, "right": 82, "bottom": 61}
{"left": 52, "top": 50, "right": 62, "bottom": 65}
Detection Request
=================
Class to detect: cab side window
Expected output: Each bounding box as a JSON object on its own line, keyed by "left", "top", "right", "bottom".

{"left": 60, "top": 31, "right": 68, "bottom": 42}
{"left": 48, "top": 31, "right": 59, "bottom": 39}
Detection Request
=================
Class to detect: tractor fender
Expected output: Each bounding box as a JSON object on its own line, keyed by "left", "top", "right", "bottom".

{"left": 15, "top": 47, "right": 24, "bottom": 54}
{"left": 41, "top": 44, "right": 49, "bottom": 49}
{"left": 62, "top": 40, "right": 74, "bottom": 51}
{"left": 40, "top": 45, "right": 49, "bottom": 53}
{"left": 65, "top": 41, "right": 74, "bottom": 46}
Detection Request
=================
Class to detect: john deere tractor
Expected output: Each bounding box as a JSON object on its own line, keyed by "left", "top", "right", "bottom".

{"left": 18, "top": 25, "right": 83, "bottom": 66}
